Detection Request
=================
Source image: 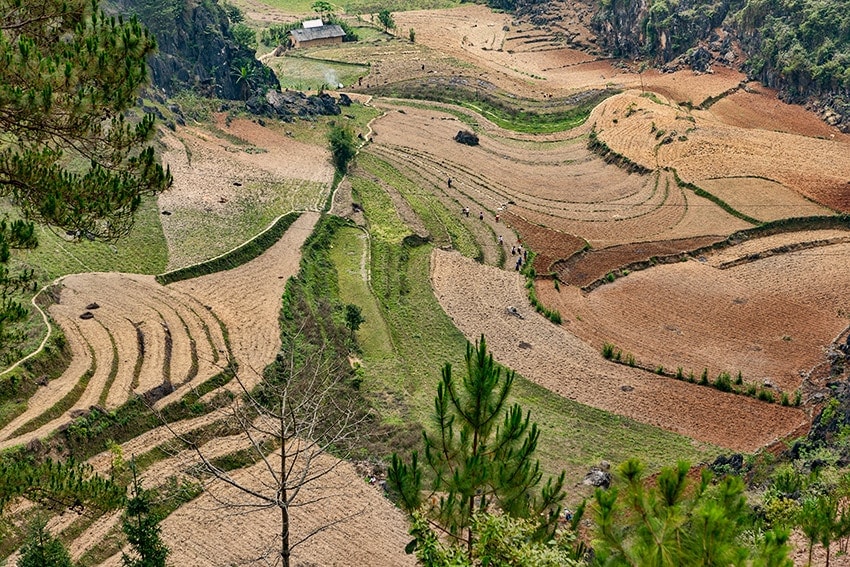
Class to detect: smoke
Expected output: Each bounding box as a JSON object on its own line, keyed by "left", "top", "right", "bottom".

{"left": 323, "top": 68, "right": 342, "bottom": 89}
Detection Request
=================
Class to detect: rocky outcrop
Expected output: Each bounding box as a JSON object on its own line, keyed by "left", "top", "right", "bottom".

{"left": 588, "top": 0, "right": 850, "bottom": 131}
{"left": 246, "top": 90, "right": 342, "bottom": 121}
{"left": 591, "top": 0, "right": 733, "bottom": 62}
{"left": 111, "top": 0, "right": 278, "bottom": 100}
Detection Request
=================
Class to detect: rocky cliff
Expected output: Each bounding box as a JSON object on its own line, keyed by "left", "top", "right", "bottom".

{"left": 111, "top": 0, "right": 278, "bottom": 100}
{"left": 582, "top": 0, "right": 850, "bottom": 131}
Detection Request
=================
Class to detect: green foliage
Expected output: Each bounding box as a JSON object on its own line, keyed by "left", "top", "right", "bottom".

{"left": 344, "top": 303, "right": 365, "bottom": 334}
{"left": 714, "top": 371, "right": 733, "bottom": 392}
{"left": 602, "top": 343, "right": 616, "bottom": 360}
{"left": 758, "top": 388, "right": 776, "bottom": 403}
{"left": 389, "top": 336, "right": 566, "bottom": 555}
{"left": 377, "top": 10, "right": 396, "bottom": 32}
{"left": 0, "top": 457, "right": 124, "bottom": 515}
{"left": 18, "top": 517, "right": 73, "bottom": 567}
{"left": 328, "top": 123, "right": 357, "bottom": 173}
{"left": 591, "top": 459, "right": 793, "bottom": 566}
{"left": 156, "top": 212, "right": 300, "bottom": 285}
{"left": 406, "top": 511, "right": 581, "bottom": 566}
{"left": 738, "top": 0, "right": 850, "bottom": 93}
{"left": 409, "top": 28, "right": 416, "bottom": 43}
{"left": 122, "top": 463, "right": 169, "bottom": 567}
{"left": 0, "top": 0, "right": 171, "bottom": 239}
{"left": 231, "top": 23, "right": 257, "bottom": 51}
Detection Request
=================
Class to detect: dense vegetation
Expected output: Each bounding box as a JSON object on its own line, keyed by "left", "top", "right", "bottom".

{"left": 592, "top": 0, "right": 850, "bottom": 124}
{"left": 737, "top": 0, "right": 850, "bottom": 98}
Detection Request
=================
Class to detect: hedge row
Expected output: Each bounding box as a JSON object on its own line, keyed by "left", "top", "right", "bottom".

{"left": 156, "top": 212, "right": 301, "bottom": 285}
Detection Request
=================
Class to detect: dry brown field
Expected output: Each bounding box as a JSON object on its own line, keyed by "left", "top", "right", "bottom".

{"left": 430, "top": 249, "right": 807, "bottom": 451}
{"left": 590, "top": 91, "right": 850, "bottom": 212}
{"left": 537, "top": 239, "right": 850, "bottom": 394}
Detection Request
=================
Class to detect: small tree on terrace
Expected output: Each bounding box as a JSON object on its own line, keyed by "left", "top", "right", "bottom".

{"left": 122, "top": 461, "right": 169, "bottom": 567}
{"left": 168, "top": 323, "right": 370, "bottom": 567}
{"left": 328, "top": 123, "right": 357, "bottom": 173}
{"left": 18, "top": 517, "right": 73, "bottom": 567}
{"left": 389, "top": 335, "right": 566, "bottom": 559}
{"left": 378, "top": 10, "right": 396, "bottom": 34}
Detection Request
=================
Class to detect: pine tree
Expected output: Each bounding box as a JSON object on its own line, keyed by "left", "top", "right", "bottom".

{"left": 0, "top": 0, "right": 171, "bottom": 352}
{"left": 18, "top": 517, "right": 73, "bottom": 567}
{"left": 592, "top": 458, "right": 793, "bottom": 566}
{"left": 389, "top": 336, "right": 565, "bottom": 557}
{"left": 122, "top": 462, "right": 169, "bottom": 567}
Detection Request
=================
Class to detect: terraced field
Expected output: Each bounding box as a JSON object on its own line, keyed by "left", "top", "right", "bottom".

{"left": 3, "top": 2, "right": 850, "bottom": 565}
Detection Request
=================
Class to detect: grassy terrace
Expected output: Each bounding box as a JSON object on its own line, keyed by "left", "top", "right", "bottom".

{"left": 336, "top": 166, "right": 721, "bottom": 501}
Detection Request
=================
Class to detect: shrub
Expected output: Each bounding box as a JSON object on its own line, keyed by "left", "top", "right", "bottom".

{"left": 746, "top": 384, "right": 757, "bottom": 396}
{"left": 793, "top": 390, "right": 802, "bottom": 406}
{"left": 675, "top": 367, "right": 683, "bottom": 380}
{"left": 626, "top": 353, "right": 636, "bottom": 367}
{"left": 714, "top": 372, "right": 732, "bottom": 392}
{"left": 328, "top": 123, "right": 357, "bottom": 173}
{"left": 699, "top": 368, "right": 709, "bottom": 385}
{"left": 602, "top": 343, "right": 615, "bottom": 359}
{"left": 780, "top": 392, "right": 790, "bottom": 406}
{"left": 605, "top": 272, "right": 615, "bottom": 283}
{"left": 757, "top": 388, "right": 775, "bottom": 403}
{"left": 735, "top": 370, "right": 743, "bottom": 385}
{"left": 655, "top": 365, "right": 664, "bottom": 375}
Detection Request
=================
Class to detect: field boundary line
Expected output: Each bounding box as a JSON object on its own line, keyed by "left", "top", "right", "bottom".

{"left": 0, "top": 276, "right": 65, "bottom": 378}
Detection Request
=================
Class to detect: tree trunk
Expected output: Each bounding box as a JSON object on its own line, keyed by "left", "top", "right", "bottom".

{"left": 281, "top": 408, "right": 291, "bottom": 567}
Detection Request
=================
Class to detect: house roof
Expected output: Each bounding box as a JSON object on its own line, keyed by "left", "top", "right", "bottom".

{"left": 290, "top": 25, "right": 345, "bottom": 42}
{"left": 302, "top": 18, "right": 323, "bottom": 28}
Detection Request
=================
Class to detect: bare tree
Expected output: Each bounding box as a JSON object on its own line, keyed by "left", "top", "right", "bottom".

{"left": 165, "top": 328, "right": 371, "bottom": 567}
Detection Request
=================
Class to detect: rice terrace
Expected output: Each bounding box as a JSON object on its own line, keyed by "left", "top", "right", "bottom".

{"left": 1, "top": 0, "right": 850, "bottom": 565}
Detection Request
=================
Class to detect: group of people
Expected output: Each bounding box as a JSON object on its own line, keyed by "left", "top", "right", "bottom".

{"left": 459, "top": 201, "right": 529, "bottom": 271}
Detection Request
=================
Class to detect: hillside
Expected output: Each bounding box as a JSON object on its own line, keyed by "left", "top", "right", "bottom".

{"left": 109, "top": 0, "right": 278, "bottom": 99}
{"left": 519, "top": 0, "right": 850, "bottom": 131}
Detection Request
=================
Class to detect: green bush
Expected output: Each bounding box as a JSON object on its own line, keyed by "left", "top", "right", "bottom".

{"left": 757, "top": 388, "right": 775, "bottom": 403}
{"left": 602, "top": 343, "right": 616, "bottom": 359}
{"left": 714, "top": 372, "right": 732, "bottom": 392}
{"left": 699, "top": 368, "right": 709, "bottom": 385}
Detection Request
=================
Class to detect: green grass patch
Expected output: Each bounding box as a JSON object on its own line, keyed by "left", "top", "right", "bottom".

{"left": 369, "top": 82, "right": 616, "bottom": 134}
{"left": 349, "top": 176, "right": 410, "bottom": 244}
{"left": 157, "top": 212, "right": 300, "bottom": 285}
{"left": 7, "top": 196, "right": 168, "bottom": 280}
{"left": 268, "top": 54, "right": 369, "bottom": 91}
{"left": 358, "top": 152, "right": 480, "bottom": 258}
{"left": 328, "top": 226, "right": 394, "bottom": 360}
{"left": 163, "top": 179, "right": 323, "bottom": 270}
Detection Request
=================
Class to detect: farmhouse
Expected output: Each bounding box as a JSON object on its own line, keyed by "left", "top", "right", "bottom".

{"left": 290, "top": 23, "right": 345, "bottom": 48}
